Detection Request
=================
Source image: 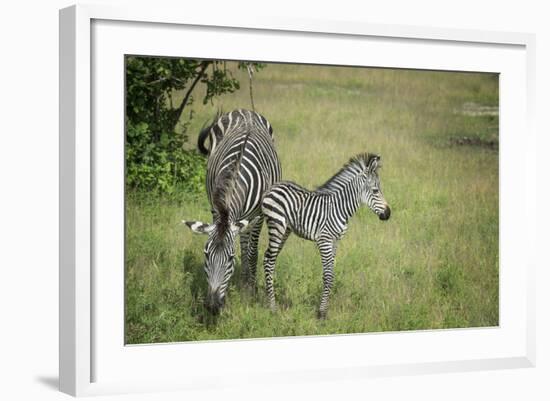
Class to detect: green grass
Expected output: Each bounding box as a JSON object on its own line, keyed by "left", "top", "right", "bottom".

{"left": 125, "top": 63, "right": 499, "bottom": 344}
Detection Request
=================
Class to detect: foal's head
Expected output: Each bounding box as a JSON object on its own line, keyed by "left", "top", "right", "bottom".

{"left": 358, "top": 153, "right": 391, "bottom": 221}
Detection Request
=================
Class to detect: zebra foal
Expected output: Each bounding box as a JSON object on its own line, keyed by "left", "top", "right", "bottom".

{"left": 261, "top": 153, "right": 391, "bottom": 318}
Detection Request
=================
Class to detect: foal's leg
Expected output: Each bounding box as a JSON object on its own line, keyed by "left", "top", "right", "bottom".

{"left": 263, "top": 219, "right": 290, "bottom": 311}
{"left": 316, "top": 237, "right": 336, "bottom": 319}
{"left": 244, "top": 217, "right": 263, "bottom": 291}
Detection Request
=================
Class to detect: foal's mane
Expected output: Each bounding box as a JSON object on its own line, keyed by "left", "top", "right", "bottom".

{"left": 317, "top": 153, "right": 379, "bottom": 192}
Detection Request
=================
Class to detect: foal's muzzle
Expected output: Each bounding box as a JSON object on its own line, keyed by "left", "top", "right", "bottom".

{"left": 379, "top": 206, "right": 391, "bottom": 221}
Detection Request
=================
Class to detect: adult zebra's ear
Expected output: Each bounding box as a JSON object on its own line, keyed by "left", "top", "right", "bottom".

{"left": 231, "top": 216, "right": 261, "bottom": 234}
{"left": 182, "top": 220, "right": 215, "bottom": 235}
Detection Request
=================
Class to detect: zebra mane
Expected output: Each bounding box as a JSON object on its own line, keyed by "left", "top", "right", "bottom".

{"left": 210, "top": 114, "right": 255, "bottom": 236}
{"left": 350, "top": 152, "right": 381, "bottom": 172}
{"left": 318, "top": 153, "right": 380, "bottom": 191}
{"left": 211, "top": 169, "right": 233, "bottom": 237}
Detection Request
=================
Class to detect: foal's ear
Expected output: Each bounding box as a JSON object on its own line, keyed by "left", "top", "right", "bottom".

{"left": 367, "top": 155, "right": 381, "bottom": 173}
{"left": 182, "top": 220, "right": 215, "bottom": 235}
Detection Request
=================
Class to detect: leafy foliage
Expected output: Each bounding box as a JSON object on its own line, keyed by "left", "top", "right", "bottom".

{"left": 125, "top": 56, "right": 264, "bottom": 194}
{"left": 125, "top": 121, "right": 206, "bottom": 194}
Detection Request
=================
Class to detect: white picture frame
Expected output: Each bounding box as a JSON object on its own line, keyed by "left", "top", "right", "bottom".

{"left": 59, "top": 3, "right": 536, "bottom": 397}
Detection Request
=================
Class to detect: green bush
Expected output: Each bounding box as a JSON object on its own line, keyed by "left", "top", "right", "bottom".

{"left": 125, "top": 121, "right": 206, "bottom": 194}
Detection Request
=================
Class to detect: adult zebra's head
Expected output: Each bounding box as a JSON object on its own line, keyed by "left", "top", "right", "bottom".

{"left": 359, "top": 153, "right": 391, "bottom": 221}
{"left": 182, "top": 216, "right": 254, "bottom": 315}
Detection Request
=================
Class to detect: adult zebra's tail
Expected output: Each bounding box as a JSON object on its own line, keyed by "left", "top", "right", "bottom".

{"left": 197, "top": 109, "right": 224, "bottom": 156}
{"left": 197, "top": 124, "right": 210, "bottom": 156}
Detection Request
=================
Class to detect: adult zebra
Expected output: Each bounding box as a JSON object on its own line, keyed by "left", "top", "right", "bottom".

{"left": 261, "top": 153, "right": 391, "bottom": 318}
{"left": 183, "top": 109, "right": 282, "bottom": 314}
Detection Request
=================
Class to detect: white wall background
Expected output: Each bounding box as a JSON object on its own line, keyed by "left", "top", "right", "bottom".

{"left": 0, "top": 1, "right": 547, "bottom": 400}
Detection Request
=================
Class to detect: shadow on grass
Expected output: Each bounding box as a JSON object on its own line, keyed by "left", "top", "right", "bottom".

{"left": 183, "top": 249, "right": 224, "bottom": 328}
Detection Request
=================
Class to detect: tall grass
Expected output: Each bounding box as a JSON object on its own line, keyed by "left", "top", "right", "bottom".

{"left": 126, "top": 63, "right": 498, "bottom": 344}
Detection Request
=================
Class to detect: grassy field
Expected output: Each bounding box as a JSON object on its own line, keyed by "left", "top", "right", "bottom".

{"left": 125, "top": 63, "right": 499, "bottom": 344}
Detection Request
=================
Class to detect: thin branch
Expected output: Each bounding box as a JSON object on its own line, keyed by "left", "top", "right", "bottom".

{"left": 247, "top": 63, "right": 256, "bottom": 111}
{"left": 147, "top": 77, "right": 168, "bottom": 85}
{"left": 147, "top": 76, "right": 188, "bottom": 86}
{"left": 172, "top": 61, "right": 209, "bottom": 130}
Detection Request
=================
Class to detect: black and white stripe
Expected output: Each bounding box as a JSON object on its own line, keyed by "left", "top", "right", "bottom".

{"left": 185, "top": 109, "right": 281, "bottom": 314}
{"left": 261, "top": 153, "right": 391, "bottom": 318}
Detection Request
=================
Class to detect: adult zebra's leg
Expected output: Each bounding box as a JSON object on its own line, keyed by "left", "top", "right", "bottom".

{"left": 239, "top": 229, "right": 251, "bottom": 284}
{"left": 263, "top": 219, "right": 290, "bottom": 311}
{"left": 317, "top": 238, "right": 336, "bottom": 319}
{"left": 244, "top": 218, "right": 263, "bottom": 291}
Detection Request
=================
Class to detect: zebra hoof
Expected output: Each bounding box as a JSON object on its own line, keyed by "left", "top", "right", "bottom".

{"left": 317, "top": 310, "right": 328, "bottom": 320}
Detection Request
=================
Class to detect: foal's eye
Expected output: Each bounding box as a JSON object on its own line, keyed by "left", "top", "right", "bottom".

{"left": 372, "top": 188, "right": 379, "bottom": 194}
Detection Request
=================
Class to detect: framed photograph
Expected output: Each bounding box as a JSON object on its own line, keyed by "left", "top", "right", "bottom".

{"left": 59, "top": 4, "right": 536, "bottom": 396}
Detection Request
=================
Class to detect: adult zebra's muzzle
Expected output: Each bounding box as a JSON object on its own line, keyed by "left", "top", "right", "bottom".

{"left": 205, "top": 287, "right": 225, "bottom": 315}
{"left": 379, "top": 205, "right": 391, "bottom": 221}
